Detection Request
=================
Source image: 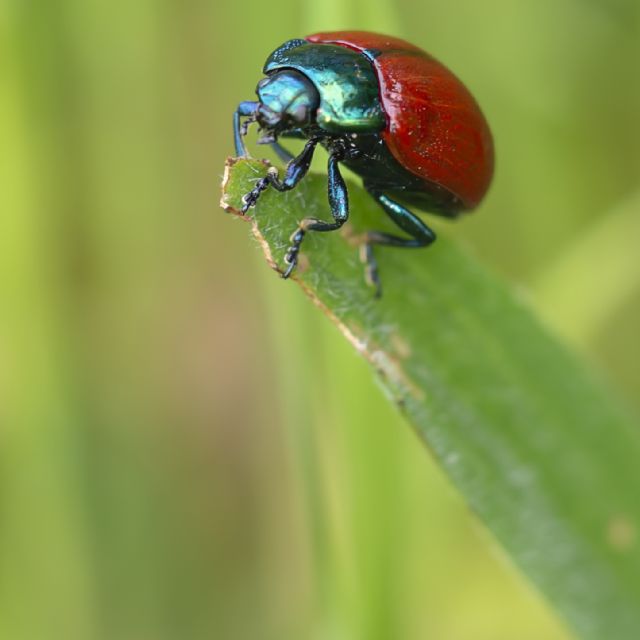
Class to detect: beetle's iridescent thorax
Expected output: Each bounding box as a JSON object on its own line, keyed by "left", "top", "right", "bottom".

{"left": 263, "top": 39, "right": 386, "bottom": 134}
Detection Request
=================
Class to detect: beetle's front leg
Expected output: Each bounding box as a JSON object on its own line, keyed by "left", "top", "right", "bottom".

{"left": 233, "top": 101, "right": 259, "bottom": 157}
{"left": 240, "top": 138, "right": 318, "bottom": 214}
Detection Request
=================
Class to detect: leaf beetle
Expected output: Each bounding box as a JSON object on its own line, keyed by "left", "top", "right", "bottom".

{"left": 234, "top": 31, "right": 494, "bottom": 295}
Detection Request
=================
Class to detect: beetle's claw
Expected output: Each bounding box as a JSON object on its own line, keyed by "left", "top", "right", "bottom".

{"left": 240, "top": 194, "right": 252, "bottom": 214}
{"left": 360, "top": 242, "right": 382, "bottom": 298}
{"left": 282, "top": 227, "right": 305, "bottom": 278}
{"left": 240, "top": 175, "right": 271, "bottom": 213}
{"left": 282, "top": 260, "right": 296, "bottom": 279}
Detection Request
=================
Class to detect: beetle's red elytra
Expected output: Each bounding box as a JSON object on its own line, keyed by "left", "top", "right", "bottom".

{"left": 308, "top": 31, "right": 494, "bottom": 209}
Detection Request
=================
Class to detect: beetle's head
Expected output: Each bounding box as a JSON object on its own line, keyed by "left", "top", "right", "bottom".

{"left": 254, "top": 70, "right": 319, "bottom": 141}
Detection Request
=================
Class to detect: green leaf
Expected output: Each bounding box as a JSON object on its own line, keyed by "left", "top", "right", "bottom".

{"left": 221, "top": 157, "right": 640, "bottom": 639}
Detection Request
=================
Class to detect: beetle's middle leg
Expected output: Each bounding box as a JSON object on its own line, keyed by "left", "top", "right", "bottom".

{"left": 283, "top": 153, "right": 349, "bottom": 278}
{"left": 241, "top": 138, "right": 318, "bottom": 213}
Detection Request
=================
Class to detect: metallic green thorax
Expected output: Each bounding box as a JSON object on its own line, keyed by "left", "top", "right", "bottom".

{"left": 263, "top": 39, "right": 385, "bottom": 134}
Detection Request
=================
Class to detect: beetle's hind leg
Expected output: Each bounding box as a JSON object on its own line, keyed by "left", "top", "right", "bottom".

{"left": 365, "top": 190, "right": 437, "bottom": 248}
{"left": 359, "top": 242, "right": 382, "bottom": 297}
{"left": 283, "top": 152, "right": 349, "bottom": 278}
{"left": 360, "top": 189, "right": 437, "bottom": 296}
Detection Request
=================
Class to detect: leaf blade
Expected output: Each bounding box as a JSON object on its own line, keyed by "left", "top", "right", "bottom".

{"left": 222, "top": 157, "right": 640, "bottom": 639}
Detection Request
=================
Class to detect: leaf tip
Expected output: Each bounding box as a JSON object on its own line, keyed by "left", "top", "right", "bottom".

{"left": 219, "top": 156, "right": 273, "bottom": 218}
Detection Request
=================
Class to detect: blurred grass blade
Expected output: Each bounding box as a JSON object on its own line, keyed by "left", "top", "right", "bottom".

{"left": 532, "top": 191, "right": 640, "bottom": 346}
{"left": 222, "top": 158, "right": 640, "bottom": 640}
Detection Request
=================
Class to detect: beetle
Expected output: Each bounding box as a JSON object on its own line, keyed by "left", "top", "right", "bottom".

{"left": 233, "top": 31, "right": 494, "bottom": 295}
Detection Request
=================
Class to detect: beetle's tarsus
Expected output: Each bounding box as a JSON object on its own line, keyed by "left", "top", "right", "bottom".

{"left": 360, "top": 242, "right": 382, "bottom": 298}
{"left": 240, "top": 176, "right": 271, "bottom": 213}
{"left": 282, "top": 261, "right": 296, "bottom": 279}
{"left": 239, "top": 139, "right": 316, "bottom": 214}
{"left": 282, "top": 227, "right": 305, "bottom": 278}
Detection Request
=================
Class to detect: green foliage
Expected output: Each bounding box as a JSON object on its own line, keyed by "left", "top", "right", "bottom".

{"left": 223, "top": 158, "right": 640, "bottom": 639}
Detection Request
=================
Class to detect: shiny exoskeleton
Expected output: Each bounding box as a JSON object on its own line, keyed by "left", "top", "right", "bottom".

{"left": 234, "top": 32, "right": 494, "bottom": 295}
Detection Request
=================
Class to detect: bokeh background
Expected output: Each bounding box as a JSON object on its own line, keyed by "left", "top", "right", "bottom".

{"left": 2, "top": 1, "right": 639, "bottom": 638}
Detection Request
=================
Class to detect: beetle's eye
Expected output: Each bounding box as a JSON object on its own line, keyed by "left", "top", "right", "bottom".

{"left": 291, "top": 105, "right": 309, "bottom": 123}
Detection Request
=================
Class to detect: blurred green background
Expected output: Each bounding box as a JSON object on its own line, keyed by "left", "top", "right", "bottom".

{"left": 2, "top": 1, "right": 639, "bottom": 638}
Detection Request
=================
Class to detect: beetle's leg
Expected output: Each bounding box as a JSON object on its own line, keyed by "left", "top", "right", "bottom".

{"left": 234, "top": 101, "right": 259, "bottom": 157}
{"left": 283, "top": 153, "right": 349, "bottom": 278}
{"left": 366, "top": 191, "right": 437, "bottom": 247}
{"left": 359, "top": 242, "right": 382, "bottom": 298}
{"left": 270, "top": 141, "right": 295, "bottom": 164}
{"left": 270, "top": 130, "right": 309, "bottom": 163}
{"left": 361, "top": 190, "right": 437, "bottom": 296}
{"left": 241, "top": 138, "right": 318, "bottom": 213}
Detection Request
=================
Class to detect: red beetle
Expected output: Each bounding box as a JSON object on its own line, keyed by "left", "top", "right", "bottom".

{"left": 234, "top": 31, "right": 494, "bottom": 294}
